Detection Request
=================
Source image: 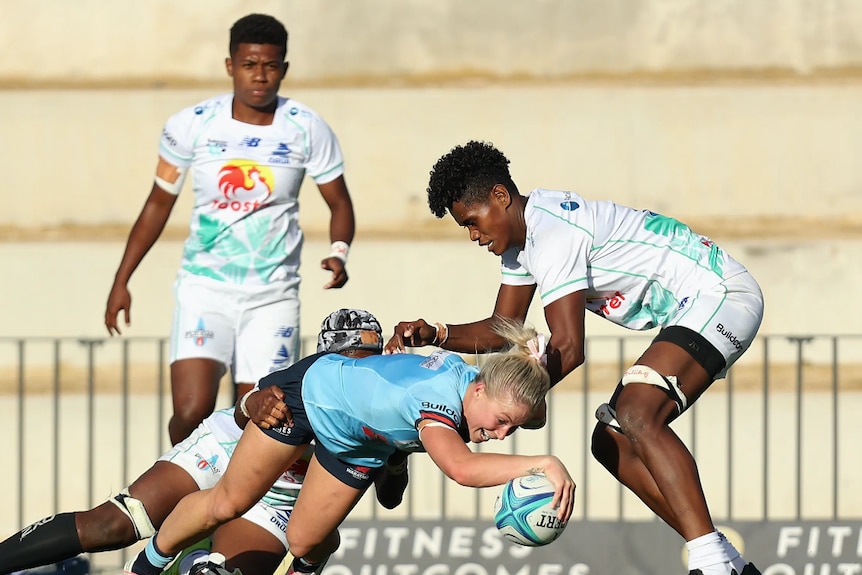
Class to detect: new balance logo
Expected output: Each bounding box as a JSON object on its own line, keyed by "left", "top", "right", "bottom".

{"left": 274, "top": 326, "right": 294, "bottom": 338}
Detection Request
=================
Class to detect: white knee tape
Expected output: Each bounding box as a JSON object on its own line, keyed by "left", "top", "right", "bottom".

{"left": 595, "top": 402, "right": 623, "bottom": 433}
{"left": 108, "top": 488, "right": 156, "bottom": 539}
{"left": 621, "top": 364, "right": 687, "bottom": 413}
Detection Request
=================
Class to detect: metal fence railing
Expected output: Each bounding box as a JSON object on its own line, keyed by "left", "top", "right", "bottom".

{"left": 2, "top": 334, "right": 861, "bottom": 570}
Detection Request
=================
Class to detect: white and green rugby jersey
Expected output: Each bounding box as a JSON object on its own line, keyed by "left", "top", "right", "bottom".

{"left": 159, "top": 94, "right": 345, "bottom": 285}
{"left": 500, "top": 188, "right": 748, "bottom": 330}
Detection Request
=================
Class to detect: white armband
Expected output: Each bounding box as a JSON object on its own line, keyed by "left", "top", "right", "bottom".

{"left": 154, "top": 164, "right": 188, "bottom": 195}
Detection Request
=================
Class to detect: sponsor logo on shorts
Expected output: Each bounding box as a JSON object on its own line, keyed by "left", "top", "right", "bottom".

{"left": 186, "top": 318, "right": 213, "bottom": 347}
{"left": 560, "top": 201, "right": 580, "bottom": 211}
{"left": 272, "top": 424, "right": 293, "bottom": 437}
{"left": 269, "top": 345, "right": 292, "bottom": 372}
{"left": 346, "top": 465, "right": 371, "bottom": 482}
{"left": 274, "top": 326, "right": 295, "bottom": 338}
{"left": 269, "top": 513, "right": 287, "bottom": 533}
{"left": 195, "top": 453, "right": 221, "bottom": 474}
{"left": 716, "top": 322, "right": 743, "bottom": 351}
{"left": 678, "top": 296, "right": 689, "bottom": 310}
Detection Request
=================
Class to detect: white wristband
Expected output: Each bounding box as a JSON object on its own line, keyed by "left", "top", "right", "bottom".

{"left": 433, "top": 322, "right": 449, "bottom": 346}
{"left": 239, "top": 389, "right": 255, "bottom": 418}
{"left": 328, "top": 241, "right": 350, "bottom": 264}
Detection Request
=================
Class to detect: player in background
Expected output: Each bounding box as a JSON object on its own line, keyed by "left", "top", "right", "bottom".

{"left": 385, "top": 141, "right": 764, "bottom": 575}
{"left": 104, "top": 13, "right": 356, "bottom": 446}
{"left": 0, "top": 309, "right": 385, "bottom": 575}
{"left": 124, "top": 319, "right": 575, "bottom": 575}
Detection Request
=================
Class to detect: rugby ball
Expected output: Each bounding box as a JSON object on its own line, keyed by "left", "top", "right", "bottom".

{"left": 494, "top": 474, "right": 567, "bottom": 546}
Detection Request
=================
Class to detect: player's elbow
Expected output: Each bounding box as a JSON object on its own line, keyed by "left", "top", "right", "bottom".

{"left": 546, "top": 344, "right": 584, "bottom": 385}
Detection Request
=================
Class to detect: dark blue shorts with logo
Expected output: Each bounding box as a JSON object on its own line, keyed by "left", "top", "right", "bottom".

{"left": 258, "top": 352, "right": 378, "bottom": 490}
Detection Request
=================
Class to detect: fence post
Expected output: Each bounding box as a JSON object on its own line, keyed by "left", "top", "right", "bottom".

{"left": 787, "top": 336, "right": 813, "bottom": 521}
{"left": 78, "top": 338, "right": 104, "bottom": 510}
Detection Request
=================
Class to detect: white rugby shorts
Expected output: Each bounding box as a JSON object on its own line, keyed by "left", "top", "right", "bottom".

{"left": 667, "top": 271, "right": 764, "bottom": 378}
{"left": 158, "top": 419, "right": 293, "bottom": 550}
{"left": 170, "top": 272, "right": 301, "bottom": 384}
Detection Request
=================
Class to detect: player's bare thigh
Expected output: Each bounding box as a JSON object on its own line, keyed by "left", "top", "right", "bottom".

{"left": 211, "top": 424, "right": 307, "bottom": 520}
{"left": 286, "top": 455, "right": 364, "bottom": 558}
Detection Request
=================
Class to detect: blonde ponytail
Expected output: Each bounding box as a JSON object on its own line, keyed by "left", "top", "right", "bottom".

{"left": 476, "top": 317, "right": 550, "bottom": 412}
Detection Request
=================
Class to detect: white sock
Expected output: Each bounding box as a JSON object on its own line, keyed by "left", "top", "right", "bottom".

{"left": 687, "top": 530, "right": 747, "bottom": 575}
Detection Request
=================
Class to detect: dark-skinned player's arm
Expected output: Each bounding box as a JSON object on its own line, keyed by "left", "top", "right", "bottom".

{"left": 105, "top": 158, "right": 180, "bottom": 335}
{"left": 384, "top": 283, "right": 536, "bottom": 353}
{"left": 542, "top": 289, "right": 587, "bottom": 387}
{"left": 317, "top": 175, "right": 355, "bottom": 289}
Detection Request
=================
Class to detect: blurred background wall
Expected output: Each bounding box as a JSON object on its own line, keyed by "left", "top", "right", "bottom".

{"left": 1, "top": 0, "right": 860, "bottom": 341}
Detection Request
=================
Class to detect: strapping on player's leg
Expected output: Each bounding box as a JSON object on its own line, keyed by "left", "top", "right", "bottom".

{"left": 595, "top": 364, "right": 689, "bottom": 432}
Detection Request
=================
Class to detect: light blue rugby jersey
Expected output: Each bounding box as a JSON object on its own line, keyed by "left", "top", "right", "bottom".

{"left": 301, "top": 351, "right": 478, "bottom": 467}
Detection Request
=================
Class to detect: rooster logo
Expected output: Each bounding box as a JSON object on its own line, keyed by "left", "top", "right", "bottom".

{"left": 217, "top": 160, "right": 274, "bottom": 201}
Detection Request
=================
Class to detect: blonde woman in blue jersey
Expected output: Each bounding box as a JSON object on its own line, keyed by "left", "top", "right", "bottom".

{"left": 104, "top": 13, "right": 356, "bottom": 446}
{"left": 386, "top": 141, "right": 764, "bottom": 575}
{"left": 124, "top": 319, "right": 575, "bottom": 575}
{"left": 0, "top": 310, "right": 386, "bottom": 575}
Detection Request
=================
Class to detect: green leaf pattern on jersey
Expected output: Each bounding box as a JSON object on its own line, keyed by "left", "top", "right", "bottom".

{"left": 643, "top": 212, "right": 724, "bottom": 277}
{"left": 184, "top": 212, "right": 282, "bottom": 283}
{"left": 644, "top": 280, "right": 682, "bottom": 325}
{"left": 599, "top": 279, "right": 680, "bottom": 328}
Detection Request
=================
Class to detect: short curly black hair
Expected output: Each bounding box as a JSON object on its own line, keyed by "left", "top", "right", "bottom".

{"left": 229, "top": 14, "right": 288, "bottom": 59}
{"left": 426, "top": 141, "right": 517, "bottom": 218}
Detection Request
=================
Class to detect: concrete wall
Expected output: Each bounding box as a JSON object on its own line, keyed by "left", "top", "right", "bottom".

{"left": 1, "top": 85, "right": 861, "bottom": 233}
{"left": 4, "top": 0, "right": 860, "bottom": 233}
{"left": 3, "top": 0, "right": 862, "bottom": 85}
{"left": 2, "top": 0, "right": 860, "bottom": 340}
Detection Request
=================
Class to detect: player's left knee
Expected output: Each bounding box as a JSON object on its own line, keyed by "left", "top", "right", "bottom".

{"left": 207, "top": 492, "right": 250, "bottom": 527}
{"left": 614, "top": 365, "right": 687, "bottom": 433}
